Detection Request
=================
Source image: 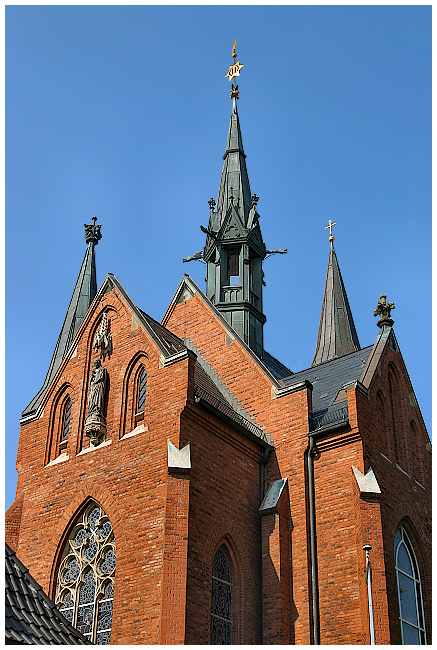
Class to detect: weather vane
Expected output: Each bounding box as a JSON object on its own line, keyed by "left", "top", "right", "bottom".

{"left": 325, "top": 219, "right": 337, "bottom": 243}
{"left": 225, "top": 39, "right": 244, "bottom": 99}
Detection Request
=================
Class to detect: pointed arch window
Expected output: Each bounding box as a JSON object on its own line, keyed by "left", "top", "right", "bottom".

{"left": 58, "top": 397, "right": 71, "bottom": 453}
{"left": 137, "top": 368, "right": 147, "bottom": 413}
{"left": 395, "top": 527, "right": 426, "bottom": 644}
{"left": 56, "top": 502, "right": 116, "bottom": 644}
{"left": 211, "top": 545, "right": 233, "bottom": 644}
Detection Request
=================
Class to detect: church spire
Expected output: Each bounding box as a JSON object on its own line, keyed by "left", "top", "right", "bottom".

{"left": 21, "top": 218, "right": 101, "bottom": 421}
{"left": 312, "top": 223, "right": 360, "bottom": 367}
{"left": 200, "top": 43, "right": 267, "bottom": 358}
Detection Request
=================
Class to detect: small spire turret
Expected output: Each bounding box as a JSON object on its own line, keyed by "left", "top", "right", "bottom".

{"left": 312, "top": 225, "right": 360, "bottom": 366}
{"left": 21, "top": 219, "right": 101, "bottom": 421}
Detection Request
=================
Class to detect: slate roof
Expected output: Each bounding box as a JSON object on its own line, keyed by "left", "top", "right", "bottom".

{"left": 282, "top": 345, "right": 373, "bottom": 413}
{"left": 5, "top": 543, "right": 91, "bottom": 645}
{"left": 138, "top": 309, "right": 185, "bottom": 357}
{"left": 22, "top": 240, "right": 98, "bottom": 422}
{"left": 312, "top": 242, "right": 360, "bottom": 366}
{"left": 263, "top": 350, "right": 293, "bottom": 380}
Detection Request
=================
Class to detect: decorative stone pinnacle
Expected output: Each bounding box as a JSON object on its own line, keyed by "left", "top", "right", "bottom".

{"left": 252, "top": 194, "right": 259, "bottom": 208}
{"left": 208, "top": 197, "right": 216, "bottom": 211}
{"left": 374, "top": 293, "right": 395, "bottom": 328}
{"left": 325, "top": 219, "right": 337, "bottom": 243}
{"left": 84, "top": 216, "right": 102, "bottom": 245}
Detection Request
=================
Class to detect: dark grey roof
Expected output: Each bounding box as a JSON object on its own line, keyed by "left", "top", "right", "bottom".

{"left": 5, "top": 543, "right": 91, "bottom": 645}
{"left": 22, "top": 240, "right": 98, "bottom": 421}
{"left": 312, "top": 242, "right": 360, "bottom": 366}
{"left": 283, "top": 345, "right": 373, "bottom": 413}
{"left": 138, "top": 309, "right": 185, "bottom": 357}
{"left": 262, "top": 350, "right": 293, "bottom": 380}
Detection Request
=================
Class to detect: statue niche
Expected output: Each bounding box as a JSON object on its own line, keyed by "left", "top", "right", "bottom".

{"left": 85, "top": 359, "right": 108, "bottom": 446}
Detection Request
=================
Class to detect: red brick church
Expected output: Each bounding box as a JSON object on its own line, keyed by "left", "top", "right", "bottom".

{"left": 6, "top": 52, "right": 431, "bottom": 645}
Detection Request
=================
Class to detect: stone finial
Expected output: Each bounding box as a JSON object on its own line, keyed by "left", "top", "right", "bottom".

{"left": 84, "top": 215, "right": 102, "bottom": 245}
{"left": 374, "top": 294, "right": 395, "bottom": 328}
{"left": 208, "top": 197, "right": 216, "bottom": 211}
{"left": 252, "top": 194, "right": 259, "bottom": 209}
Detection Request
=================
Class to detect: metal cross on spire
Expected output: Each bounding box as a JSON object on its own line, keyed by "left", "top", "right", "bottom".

{"left": 325, "top": 219, "right": 337, "bottom": 242}
{"left": 225, "top": 39, "right": 244, "bottom": 99}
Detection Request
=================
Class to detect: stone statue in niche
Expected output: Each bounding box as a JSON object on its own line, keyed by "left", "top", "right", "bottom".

{"left": 93, "top": 312, "right": 112, "bottom": 361}
{"left": 85, "top": 359, "right": 108, "bottom": 446}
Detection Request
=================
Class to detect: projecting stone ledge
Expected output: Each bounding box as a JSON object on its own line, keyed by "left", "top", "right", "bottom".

{"left": 352, "top": 466, "right": 381, "bottom": 495}
{"left": 167, "top": 440, "right": 191, "bottom": 473}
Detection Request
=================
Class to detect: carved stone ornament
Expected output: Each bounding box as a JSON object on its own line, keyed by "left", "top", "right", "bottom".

{"left": 85, "top": 359, "right": 108, "bottom": 446}
{"left": 374, "top": 294, "right": 395, "bottom": 328}
{"left": 93, "top": 312, "right": 112, "bottom": 361}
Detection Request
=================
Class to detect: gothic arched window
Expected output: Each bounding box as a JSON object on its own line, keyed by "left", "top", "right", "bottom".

{"left": 60, "top": 397, "right": 71, "bottom": 444}
{"left": 55, "top": 502, "right": 116, "bottom": 644}
{"left": 210, "top": 545, "right": 233, "bottom": 644}
{"left": 136, "top": 368, "right": 147, "bottom": 414}
{"left": 395, "top": 527, "right": 426, "bottom": 644}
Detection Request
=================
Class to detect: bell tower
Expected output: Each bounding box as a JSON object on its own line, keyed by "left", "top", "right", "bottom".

{"left": 203, "top": 44, "right": 266, "bottom": 358}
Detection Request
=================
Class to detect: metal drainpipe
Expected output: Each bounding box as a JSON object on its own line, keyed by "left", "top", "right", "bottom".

{"left": 259, "top": 447, "right": 270, "bottom": 645}
{"left": 307, "top": 434, "right": 320, "bottom": 644}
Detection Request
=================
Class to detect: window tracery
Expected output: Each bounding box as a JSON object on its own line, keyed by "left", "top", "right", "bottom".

{"left": 56, "top": 502, "right": 115, "bottom": 644}
{"left": 395, "top": 526, "right": 426, "bottom": 644}
{"left": 210, "top": 545, "right": 233, "bottom": 644}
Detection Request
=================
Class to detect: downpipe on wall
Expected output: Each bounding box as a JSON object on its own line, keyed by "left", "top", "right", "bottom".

{"left": 307, "top": 433, "right": 320, "bottom": 645}
{"left": 259, "top": 447, "right": 270, "bottom": 645}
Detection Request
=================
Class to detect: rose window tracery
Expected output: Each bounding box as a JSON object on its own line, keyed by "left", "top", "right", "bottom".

{"left": 56, "top": 502, "right": 115, "bottom": 644}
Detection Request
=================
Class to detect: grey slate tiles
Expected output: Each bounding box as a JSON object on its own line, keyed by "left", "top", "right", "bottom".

{"left": 5, "top": 543, "right": 91, "bottom": 645}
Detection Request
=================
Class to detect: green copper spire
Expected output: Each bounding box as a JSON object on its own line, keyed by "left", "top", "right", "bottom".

{"left": 312, "top": 228, "right": 360, "bottom": 367}
{"left": 21, "top": 219, "right": 101, "bottom": 422}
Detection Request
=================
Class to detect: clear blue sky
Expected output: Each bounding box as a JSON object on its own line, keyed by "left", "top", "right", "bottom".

{"left": 6, "top": 6, "right": 431, "bottom": 509}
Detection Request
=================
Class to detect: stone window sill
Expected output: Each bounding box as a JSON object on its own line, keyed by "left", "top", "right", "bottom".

{"left": 77, "top": 439, "right": 112, "bottom": 456}
{"left": 45, "top": 452, "right": 69, "bottom": 468}
{"left": 120, "top": 423, "right": 148, "bottom": 441}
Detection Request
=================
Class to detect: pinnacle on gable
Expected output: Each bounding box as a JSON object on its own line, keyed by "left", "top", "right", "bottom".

{"left": 21, "top": 219, "right": 101, "bottom": 422}
{"left": 312, "top": 239, "right": 360, "bottom": 367}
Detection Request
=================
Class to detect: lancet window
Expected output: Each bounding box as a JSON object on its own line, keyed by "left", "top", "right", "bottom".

{"left": 395, "top": 526, "right": 426, "bottom": 644}
{"left": 55, "top": 502, "right": 116, "bottom": 644}
{"left": 136, "top": 368, "right": 147, "bottom": 415}
{"left": 61, "top": 398, "right": 72, "bottom": 442}
{"left": 210, "top": 545, "right": 233, "bottom": 644}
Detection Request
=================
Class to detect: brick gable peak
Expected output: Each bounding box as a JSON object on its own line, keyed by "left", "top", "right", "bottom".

{"left": 162, "top": 274, "right": 292, "bottom": 387}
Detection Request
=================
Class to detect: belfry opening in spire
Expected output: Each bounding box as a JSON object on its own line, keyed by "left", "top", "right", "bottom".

{"left": 312, "top": 223, "right": 360, "bottom": 366}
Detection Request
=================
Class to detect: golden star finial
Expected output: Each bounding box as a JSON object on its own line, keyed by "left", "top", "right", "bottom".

{"left": 225, "top": 40, "right": 244, "bottom": 81}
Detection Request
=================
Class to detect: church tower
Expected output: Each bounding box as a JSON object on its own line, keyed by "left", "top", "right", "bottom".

{"left": 202, "top": 47, "right": 267, "bottom": 358}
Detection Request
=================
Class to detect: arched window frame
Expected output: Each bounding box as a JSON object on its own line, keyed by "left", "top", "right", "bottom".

{"left": 210, "top": 544, "right": 233, "bottom": 644}
{"left": 55, "top": 501, "right": 116, "bottom": 645}
{"left": 394, "top": 526, "right": 426, "bottom": 645}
